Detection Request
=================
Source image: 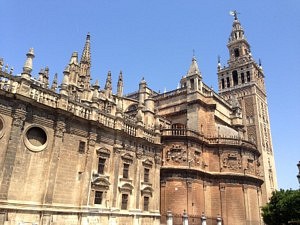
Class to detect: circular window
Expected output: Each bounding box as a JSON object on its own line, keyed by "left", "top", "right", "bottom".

{"left": 0, "top": 116, "right": 4, "bottom": 139}
{"left": 24, "top": 126, "right": 48, "bottom": 152}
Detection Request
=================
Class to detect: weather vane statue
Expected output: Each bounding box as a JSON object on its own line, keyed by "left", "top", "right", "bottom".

{"left": 229, "top": 10, "right": 239, "bottom": 20}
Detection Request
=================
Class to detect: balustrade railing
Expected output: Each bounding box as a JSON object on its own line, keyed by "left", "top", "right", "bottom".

{"left": 155, "top": 87, "right": 187, "bottom": 100}
{"left": 162, "top": 128, "right": 256, "bottom": 149}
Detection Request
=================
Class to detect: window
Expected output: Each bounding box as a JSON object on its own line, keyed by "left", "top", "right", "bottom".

{"left": 232, "top": 70, "right": 238, "bottom": 86}
{"left": 98, "top": 158, "right": 106, "bottom": 174}
{"left": 226, "top": 77, "right": 230, "bottom": 88}
{"left": 144, "top": 168, "right": 150, "bottom": 183}
{"left": 241, "top": 73, "right": 245, "bottom": 83}
{"left": 234, "top": 48, "right": 240, "bottom": 57}
{"left": 121, "top": 194, "right": 128, "bottom": 210}
{"left": 144, "top": 196, "right": 149, "bottom": 211}
{"left": 123, "top": 163, "right": 129, "bottom": 178}
{"left": 78, "top": 141, "right": 86, "bottom": 153}
{"left": 94, "top": 191, "right": 103, "bottom": 204}
{"left": 190, "top": 79, "right": 194, "bottom": 90}
{"left": 247, "top": 71, "right": 251, "bottom": 82}
{"left": 221, "top": 78, "right": 225, "bottom": 89}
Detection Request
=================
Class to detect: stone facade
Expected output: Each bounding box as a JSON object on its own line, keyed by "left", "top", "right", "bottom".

{"left": 0, "top": 13, "right": 276, "bottom": 225}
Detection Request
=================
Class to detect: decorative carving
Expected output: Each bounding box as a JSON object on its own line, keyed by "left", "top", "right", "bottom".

{"left": 12, "top": 104, "right": 26, "bottom": 128}
{"left": 219, "top": 185, "right": 226, "bottom": 191}
{"left": 118, "top": 183, "right": 134, "bottom": 194}
{"left": 222, "top": 152, "right": 242, "bottom": 171}
{"left": 55, "top": 117, "right": 66, "bottom": 138}
{"left": 142, "top": 159, "right": 153, "bottom": 168}
{"left": 91, "top": 174, "right": 110, "bottom": 190}
{"left": 96, "top": 147, "right": 111, "bottom": 158}
{"left": 247, "top": 126, "right": 257, "bottom": 144}
{"left": 121, "top": 153, "right": 134, "bottom": 163}
{"left": 154, "top": 154, "right": 161, "bottom": 165}
{"left": 189, "top": 149, "right": 203, "bottom": 167}
{"left": 256, "top": 159, "right": 263, "bottom": 177}
{"left": 166, "top": 145, "right": 186, "bottom": 163}
{"left": 136, "top": 147, "right": 143, "bottom": 159}
{"left": 141, "top": 186, "right": 154, "bottom": 197}
{"left": 245, "top": 158, "right": 255, "bottom": 174}
{"left": 89, "top": 131, "right": 97, "bottom": 147}
{"left": 113, "top": 145, "right": 122, "bottom": 154}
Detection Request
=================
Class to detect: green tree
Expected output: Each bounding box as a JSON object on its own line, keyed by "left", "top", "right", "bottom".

{"left": 261, "top": 189, "right": 300, "bottom": 225}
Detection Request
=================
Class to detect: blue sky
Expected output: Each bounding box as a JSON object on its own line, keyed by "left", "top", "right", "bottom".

{"left": 1, "top": 1, "right": 299, "bottom": 190}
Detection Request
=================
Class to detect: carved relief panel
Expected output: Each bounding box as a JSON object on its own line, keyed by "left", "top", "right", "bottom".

{"left": 243, "top": 152, "right": 255, "bottom": 175}
{"left": 221, "top": 151, "right": 242, "bottom": 172}
{"left": 165, "top": 144, "right": 187, "bottom": 164}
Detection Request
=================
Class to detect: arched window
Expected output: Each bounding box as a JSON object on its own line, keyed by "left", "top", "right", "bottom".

{"left": 221, "top": 78, "right": 225, "bottom": 89}
{"left": 232, "top": 70, "right": 238, "bottom": 86}
{"left": 234, "top": 48, "right": 240, "bottom": 57}
{"left": 241, "top": 73, "right": 245, "bottom": 83}
{"left": 226, "top": 77, "right": 230, "bottom": 88}
{"left": 246, "top": 71, "right": 251, "bottom": 82}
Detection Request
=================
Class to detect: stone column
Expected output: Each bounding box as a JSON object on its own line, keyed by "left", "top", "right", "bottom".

{"left": 0, "top": 212, "right": 7, "bottom": 225}
{"left": 0, "top": 103, "right": 26, "bottom": 200}
{"left": 216, "top": 215, "right": 222, "bottom": 225}
{"left": 182, "top": 210, "right": 188, "bottom": 225}
{"left": 41, "top": 214, "right": 52, "bottom": 225}
{"left": 166, "top": 210, "right": 173, "bottom": 225}
{"left": 112, "top": 146, "right": 121, "bottom": 207}
{"left": 133, "top": 215, "right": 140, "bottom": 225}
{"left": 201, "top": 213, "right": 207, "bottom": 225}
{"left": 243, "top": 185, "right": 250, "bottom": 222}
{"left": 80, "top": 127, "right": 97, "bottom": 205}
{"left": 44, "top": 116, "right": 66, "bottom": 204}
{"left": 219, "top": 185, "right": 226, "bottom": 225}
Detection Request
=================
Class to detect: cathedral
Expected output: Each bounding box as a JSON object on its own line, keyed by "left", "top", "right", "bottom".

{"left": 0, "top": 13, "right": 277, "bottom": 225}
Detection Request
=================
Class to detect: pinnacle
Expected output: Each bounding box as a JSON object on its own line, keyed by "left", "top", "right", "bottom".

{"left": 187, "top": 56, "right": 201, "bottom": 77}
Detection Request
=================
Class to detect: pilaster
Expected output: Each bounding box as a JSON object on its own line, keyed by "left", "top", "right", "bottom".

{"left": 44, "top": 116, "right": 66, "bottom": 204}
{"left": 0, "top": 103, "right": 26, "bottom": 199}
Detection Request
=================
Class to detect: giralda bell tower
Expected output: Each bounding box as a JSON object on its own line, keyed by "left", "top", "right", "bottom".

{"left": 217, "top": 11, "right": 277, "bottom": 203}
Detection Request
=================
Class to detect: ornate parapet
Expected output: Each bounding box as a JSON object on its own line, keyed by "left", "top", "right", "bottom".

{"left": 161, "top": 128, "right": 257, "bottom": 151}
{"left": 0, "top": 68, "right": 158, "bottom": 143}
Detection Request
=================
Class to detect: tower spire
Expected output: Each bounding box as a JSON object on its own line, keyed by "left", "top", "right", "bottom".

{"left": 104, "top": 71, "right": 112, "bottom": 98}
{"left": 229, "top": 11, "right": 246, "bottom": 43}
{"left": 117, "top": 70, "right": 123, "bottom": 97}
{"left": 51, "top": 73, "right": 58, "bottom": 91}
{"left": 187, "top": 55, "right": 201, "bottom": 77}
{"left": 80, "top": 33, "right": 91, "bottom": 63}
{"left": 227, "top": 13, "right": 252, "bottom": 63}
{"left": 80, "top": 33, "right": 91, "bottom": 90}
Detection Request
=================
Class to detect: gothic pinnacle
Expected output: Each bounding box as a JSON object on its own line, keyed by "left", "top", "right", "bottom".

{"left": 187, "top": 55, "right": 201, "bottom": 77}
{"left": 22, "top": 48, "right": 35, "bottom": 79}
{"left": 51, "top": 73, "right": 58, "bottom": 91}
{"left": 80, "top": 33, "right": 91, "bottom": 64}
{"left": 117, "top": 71, "right": 123, "bottom": 97}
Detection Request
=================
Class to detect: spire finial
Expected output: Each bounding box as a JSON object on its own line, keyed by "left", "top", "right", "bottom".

{"left": 230, "top": 10, "right": 239, "bottom": 20}
{"left": 217, "top": 55, "right": 222, "bottom": 71}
